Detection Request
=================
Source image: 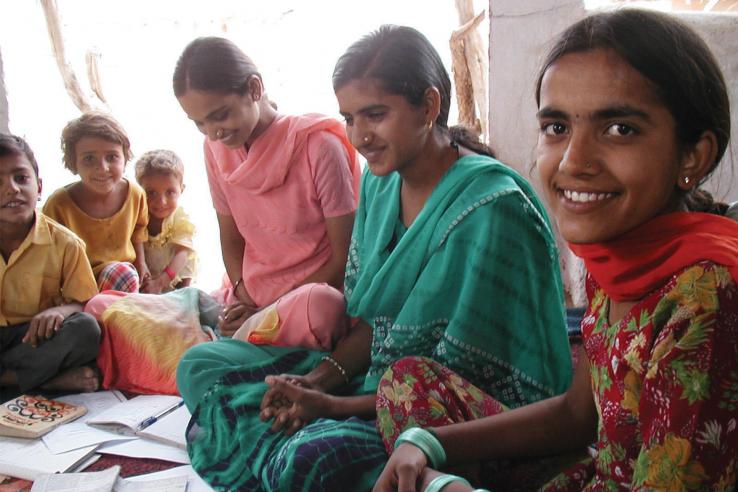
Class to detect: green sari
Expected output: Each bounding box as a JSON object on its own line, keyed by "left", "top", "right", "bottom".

{"left": 178, "top": 155, "right": 571, "bottom": 491}
{"left": 347, "top": 154, "right": 571, "bottom": 403}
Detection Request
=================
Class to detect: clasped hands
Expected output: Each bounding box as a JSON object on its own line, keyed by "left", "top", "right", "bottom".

{"left": 259, "top": 374, "right": 331, "bottom": 435}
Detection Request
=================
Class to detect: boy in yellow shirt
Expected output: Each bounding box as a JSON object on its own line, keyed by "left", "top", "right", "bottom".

{"left": 0, "top": 134, "right": 100, "bottom": 393}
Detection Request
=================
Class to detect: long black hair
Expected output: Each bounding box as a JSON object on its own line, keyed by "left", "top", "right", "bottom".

{"left": 333, "top": 24, "right": 493, "bottom": 157}
{"left": 536, "top": 9, "right": 730, "bottom": 214}
{"left": 173, "top": 37, "right": 261, "bottom": 97}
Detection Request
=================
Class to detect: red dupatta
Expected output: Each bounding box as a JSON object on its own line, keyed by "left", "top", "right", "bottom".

{"left": 569, "top": 212, "right": 738, "bottom": 301}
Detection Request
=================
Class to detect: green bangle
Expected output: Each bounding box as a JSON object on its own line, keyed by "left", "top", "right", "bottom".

{"left": 425, "top": 474, "right": 470, "bottom": 492}
{"left": 395, "top": 427, "right": 446, "bottom": 469}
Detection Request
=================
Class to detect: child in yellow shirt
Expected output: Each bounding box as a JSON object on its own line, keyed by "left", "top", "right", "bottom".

{"left": 0, "top": 134, "right": 100, "bottom": 393}
{"left": 135, "top": 149, "right": 197, "bottom": 293}
{"left": 43, "top": 112, "right": 149, "bottom": 292}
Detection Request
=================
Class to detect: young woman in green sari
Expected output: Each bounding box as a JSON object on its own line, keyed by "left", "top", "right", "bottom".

{"left": 176, "top": 25, "right": 572, "bottom": 491}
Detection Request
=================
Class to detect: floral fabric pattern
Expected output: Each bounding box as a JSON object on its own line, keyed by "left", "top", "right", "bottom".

{"left": 376, "top": 356, "right": 505, "bottom": 452}
{"left": 543, "top": 262, "right": 738, "bottom": 491}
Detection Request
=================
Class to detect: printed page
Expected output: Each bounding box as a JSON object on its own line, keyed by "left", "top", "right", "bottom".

{"left": 98, "top": 438, "right": 190, "bottom": 464}
{"left": 0, "top": 437, "right": 97, "bottom": 481}
{"left": 57, "top": 391, "right": 127, "bottom": 420}
{"left": 115, "top": 474, "right": 188, "bottom": 492}
{"left": 30, "top": 465, "right": 120, "bottom": 492}
{"left": 88, "top": 395, "right": 182, "bottom": 432}
{"left": 44, "top": 391, "right": 133, "bottom": 454}
{"left": 124, "top": 465, "right": 214, "bottom": 492}
{"left": 136, "top": 405, "right": 190, "bottom": 449}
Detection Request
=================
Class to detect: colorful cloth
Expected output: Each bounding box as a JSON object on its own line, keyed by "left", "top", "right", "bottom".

{"left": 542, "top": 262, "right": 738, "bottom": 491}
{"left": 204, "top": 113, "right": 360, "bottom": 307}
{"left": 43, "top": 180, "right": 148, "bottom": 275}
{"left": 569, "top": 212, "right": 738, "bottom": 301}
{"left": 144, "top": 206, "right": 197, "bottom": 291}
{"left": 377, "top": 356, "right": 575, "bottom": 490}
{"left": 377, "top": 356, "right": 505, "bottom": 452}
{"left": 97, "top": 261, "right": 139, "bottom": 293}
{"left": 85, "top": 287, "right": 219, "bottom": 394}
{"left": 177, "top": 154, "right": 571, "bottom": 491}
{"left": 348, "top": 155, "right": 571, "bottom": 403}
{"left": 0, "top": 212, "right": 97, "bottom": 326}
{"left": 232, "top": 283, "right": 349, "bottom": 351}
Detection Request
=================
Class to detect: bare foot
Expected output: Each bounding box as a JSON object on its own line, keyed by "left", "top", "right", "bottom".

{"left": 41, "top": 367, "right": 100, "bottom": 393}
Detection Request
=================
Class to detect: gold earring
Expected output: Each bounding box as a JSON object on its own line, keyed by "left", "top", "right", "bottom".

{"left": 684, "top": 176, "right": 691, "bottom": 185}
{"left": 428, "top": 120, "right": 433, "bottom": 131}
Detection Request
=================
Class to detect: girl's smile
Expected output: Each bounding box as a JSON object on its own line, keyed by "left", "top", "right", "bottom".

{"left": 74, "top": 137, "right": 126, "bottom": 196}
{"left": 536, "top": 48, "right": 686, "bottom": 244}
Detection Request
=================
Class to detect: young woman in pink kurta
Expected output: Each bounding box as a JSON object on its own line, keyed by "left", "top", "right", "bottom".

{"left": 174, "top": 37, "right": 360, "bottom": 341}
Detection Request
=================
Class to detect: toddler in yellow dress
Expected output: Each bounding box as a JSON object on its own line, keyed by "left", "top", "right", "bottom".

{"left": 135, "top": 149, "right": 197, "bottom": 293}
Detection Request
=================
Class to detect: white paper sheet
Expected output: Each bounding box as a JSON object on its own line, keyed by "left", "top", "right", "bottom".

{"left": 30, "top": 465, "right": 120, "bottom": 492}
{"left": 98, "top": 438, "right": 190, "bottom": 464}
{"left": 0, "top": 437, "right": 97, "bottom": 481}
{"left": 43, "top": 391, "right": 134, "bottom": 454}
{"left": 115, "top": 474, "right": 188, "bottom": 491}
{"left": 125, "top": 465, "right": 214, "bottom": 492}
{"left": 56, "top": 391, "right": 127, "bottom": 421}
{"left": 30, "top": 465, "right": 189, "bottom": 492}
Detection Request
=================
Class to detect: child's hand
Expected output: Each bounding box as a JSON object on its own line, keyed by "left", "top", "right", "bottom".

{"left": 141, "top": 274, "right": 169, "bottom": 294}
{"left": 136, "top": 262, "right": 151, "bottom": 291}
{"left": 23, "top": 307, "right": 67, "bottom": 347}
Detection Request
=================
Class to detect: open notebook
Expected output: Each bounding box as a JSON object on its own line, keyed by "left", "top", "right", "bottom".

{"left": 87, "top": 395, "right": 183, "bottom": 433}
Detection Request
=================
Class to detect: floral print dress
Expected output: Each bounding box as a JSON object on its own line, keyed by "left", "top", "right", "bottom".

{"left": 544, "top": 261, "right": 738, "bottom": 491}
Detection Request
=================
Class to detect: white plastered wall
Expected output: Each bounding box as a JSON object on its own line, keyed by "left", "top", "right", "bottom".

{"left": 487, "top": 1, "right": 738, "bottom": 305}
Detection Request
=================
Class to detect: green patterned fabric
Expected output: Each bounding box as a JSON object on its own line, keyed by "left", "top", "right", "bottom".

{"left": 177, "top": 154, "right": 571, "bottom": 491}
{"left": 347, "top": 155, "right": 571, "bottom": 405}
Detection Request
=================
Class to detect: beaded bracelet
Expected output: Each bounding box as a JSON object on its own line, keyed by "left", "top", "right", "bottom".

{"left": 424, "top": 474, "right": 470, "bottom": 492}
{"left": 395, "top": 427, "right": 446, "bottom": 469}
{"left": 320, "top": 355, "right": 350, "bottom": 385}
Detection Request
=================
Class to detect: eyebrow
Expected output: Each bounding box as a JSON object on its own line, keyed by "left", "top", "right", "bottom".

{"left": 340, "top": 103, "right": 388, "bottom": 118}
{"left": 205, "top": 105, "right": 229, "bottom": 121}
{"left": 536, "top": 105, "right": 652, "bottom": 123}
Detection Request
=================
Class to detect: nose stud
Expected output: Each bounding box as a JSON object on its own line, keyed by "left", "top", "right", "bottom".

{"left": 363, "top": 136, "right": 370, "bottom": 143}
{"left": 584, "top": 162, "right": 592, "bottom": 169}
{"left": 216, "top": 129, "right": 224, "bottom": 139}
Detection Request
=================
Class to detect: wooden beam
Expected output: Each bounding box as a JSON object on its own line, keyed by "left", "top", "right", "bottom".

{"left": 40, "top": 0, "right": 93, "bottom": 112}
{"left": 451, "top": 0, "right": 488, "bottom": 140}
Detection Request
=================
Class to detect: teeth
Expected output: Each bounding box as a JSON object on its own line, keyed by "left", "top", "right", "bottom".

{"left": 563, "top": 189, "right": 614, "bottom": 203}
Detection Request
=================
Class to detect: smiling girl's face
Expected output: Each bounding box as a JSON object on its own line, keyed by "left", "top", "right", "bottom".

{"left": 178, "top": 87, "right": 260, "bottom": 149}
{"left": 536, "top": 48, "right": 692, "bottom": 244}
{"left": 336, "top": 77, "right": 430, "bottom": 178}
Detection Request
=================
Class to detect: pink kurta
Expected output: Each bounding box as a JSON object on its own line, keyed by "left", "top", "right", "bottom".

{"left": 204, "top": 113, "right": 360, "bottom": 307}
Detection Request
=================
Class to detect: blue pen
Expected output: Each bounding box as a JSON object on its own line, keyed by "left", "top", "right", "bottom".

{"left": 136, "top": 400, "right": 184, "bottom": 432}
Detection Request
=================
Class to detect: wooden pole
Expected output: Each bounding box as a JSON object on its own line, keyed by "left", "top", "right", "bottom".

{"left": 451, "top": 0, "right": 488, "bottom": 141}
{"left": 40, "top": 0, "right": 93, "bottom": 112}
